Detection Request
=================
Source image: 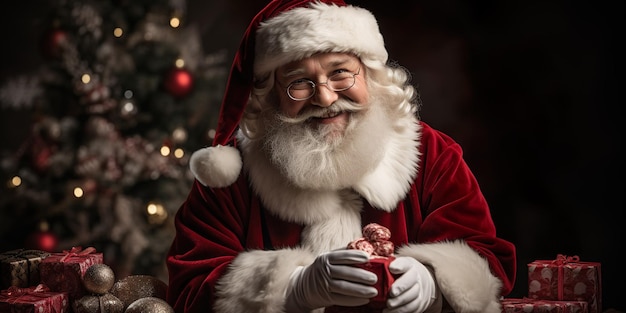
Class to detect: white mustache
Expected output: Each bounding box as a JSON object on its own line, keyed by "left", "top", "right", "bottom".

{"left": 277, "top": 99, "right": 364, "bottom": 125}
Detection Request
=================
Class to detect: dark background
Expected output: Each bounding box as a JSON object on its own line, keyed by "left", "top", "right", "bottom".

{"left": 1, "top": 0, "right": 623, "bottom": 310}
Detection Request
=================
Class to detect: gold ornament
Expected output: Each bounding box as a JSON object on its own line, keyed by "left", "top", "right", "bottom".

{"left": 110, "top": 275, "right": 167, "bottom": 310}
{"left": 125, "top": 297, "right": 173, "bottom": 313}
{"left": 73, "top": 294, "right": 124, "bottom": 313}
{"left": 83, "top": 263, "right": 116, "bottom": 294}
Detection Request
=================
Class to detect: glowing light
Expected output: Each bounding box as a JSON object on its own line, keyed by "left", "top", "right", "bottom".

{"left": 174, "top": 148, "right": 184, "bottom": 158}
{"left": 160, "top": 146, "right": 171, "bottom": 156}
{"left": 73, "top": 187, "right": 84, "bottom": 198}
{"left": 170, "top": 17, "right": 181, "bottom": 28}
{"left": 122, "top": 101, "right": 135, "bottom": 114}
{"left": 124, "top": 90, "right": 133, "bottom": 99}
{"left": 81, "top": 74, "right": 91, "bottom": 84}
{"left": 113, "top": 27, "right": 123, "bottom": 37}
{"left": 146, "top": 202, "right": 168, "bottom": 225}
{"left": 172, "top": 127, "right": 187, "bottom": 143}
{"left": 147, "top": 203, "right": 160, "bottom": 215}
{"left": 207, "top": 129, "right": 216, "bottom": 139}
{"left": 175, "top": 58, "right": 185, "bottom": 68}
{"left": 9, "top": 176, "right": 21, "bottom": 187}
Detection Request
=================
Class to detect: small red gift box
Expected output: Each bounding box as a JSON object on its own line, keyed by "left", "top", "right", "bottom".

{"left": 325, "top": 257, "right": 397, "bottom": 313}
{"left": 501, "top": 298, "right": 588, "bottom": 313}
{"left": 355, "top": 256, "right": 397, "bottom": 309}
{"left": 0, "top": 249, "right": 50, "bottom": 289}
{"left": 39, "top": 247, "right": 103, "bottom": 300}
{"left": 0, "top": 284, "right": 69, "bottom": 313}
{"left": 527, "top": 255, "right": 601, "bottom": 313}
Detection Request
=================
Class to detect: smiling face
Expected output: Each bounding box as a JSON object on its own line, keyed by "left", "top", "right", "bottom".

{"left": 274, "top": 53, "right": 369, "bottom": 138}
{"left": 255, "top": 53, "right": 398, "bottom": 189}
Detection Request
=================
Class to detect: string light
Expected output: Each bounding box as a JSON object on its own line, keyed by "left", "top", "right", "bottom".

{"left": 146, "top": 202, "right": 168, "bottom": 225}
{"left": 174, "top": 148, "right": 184, "bottom": 159}
{"left": 113, "top": 27, "right": 123, "bottom": 38}
{"left": 170, "top": 17, "right": 181, "bottom": 28}
{"left": 8, "top": 176, "right": 21, "bottom": 188}
{"left": 73, "top": 187, "right": 84, "bottom": 198}
{"left": 160, "top": 145, "right": 171, "bottom": 156}
{"left": 172, "top": 127, "right": 187, "bottom": 143}
{"left": 208, "top": 129, "right": 216, "bottom": 140}
{"left": 81, "top": 74, "right": 91, "bottom": 84}
{"left": 121, "top": 100, "right": 136, "bottom": 115}
{"left": 175, "top": 58, "right": 185, "bottom": 68}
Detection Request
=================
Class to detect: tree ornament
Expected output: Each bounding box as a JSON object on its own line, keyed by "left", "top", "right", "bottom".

{"left": 125, "top": 297, "right": 173, "bottom": 313}
{"left": 110, "top": 275, "right": 167, "bottom": 310}
{"left": 28, "top": 136, "right": 55, "bottom": 173}
{"left": 83, "top": 263, "right": 116, "bottom": 294}
{"left": 163, "top": 67, "right": 193, "bottom": 98}
{"left": 24, "top": 221, "right": 58, "bottom": 252}
{"left": 73, "top": 294, "right": 124, "bottom": 313}
{"left": 40, "top": 28, "right": 68, "bottom": 60}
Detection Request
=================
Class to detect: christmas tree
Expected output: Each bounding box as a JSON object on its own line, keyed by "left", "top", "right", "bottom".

{"left": 0, "top": 0, "right": 227, "bottom": 281}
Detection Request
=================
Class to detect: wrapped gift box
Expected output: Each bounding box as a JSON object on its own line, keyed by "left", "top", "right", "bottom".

{"left": 501, "top": 298, "right": 588, "bottom": 313}
{"left": 39, "top": 247, "right": 103, "bottom": 300}
{"left": 355, "top": 256, "right": 397, "bottom": 309}
{"left": 0, "top": 249, "right": 50, "bottom": 289}
{"left": 0, "top": 284, "right": 69, "bottom": 313}
{"left": 527, "top": 255, "right": 601, "bottom": 313}
{"left": 325, "top": 257, "right": 398, "bottom": 313}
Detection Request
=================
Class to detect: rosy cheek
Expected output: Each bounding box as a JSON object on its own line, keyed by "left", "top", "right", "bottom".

{"left": 279, "top": 102, "right": 303, "bottom": 117}
{"left": 347, "top": 82, "right": 369, "bottom": 104}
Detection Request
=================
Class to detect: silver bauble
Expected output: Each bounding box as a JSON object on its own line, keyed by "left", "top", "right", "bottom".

{"left": 124, "top": 297, "right": 173, "bottom": 313}
{"left": 83, "top": 263, "right": 116, "bottom": 294}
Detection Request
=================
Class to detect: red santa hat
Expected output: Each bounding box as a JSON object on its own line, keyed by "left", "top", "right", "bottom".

{"left": 190, "top": 0, "right": 389, "bottom": 187}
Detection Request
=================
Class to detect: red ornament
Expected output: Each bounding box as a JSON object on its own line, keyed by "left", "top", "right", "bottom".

{"left": 24, "top": 223, "right": 59, "bottom": 252}
{"left": 163, "top": 67, "right": 194, "bottom": 98}
{"left": 28, "top": 136, "right": 57, "bottom": 174}
{"left": 40, "top": 28, "right": 68, "bottom": 60}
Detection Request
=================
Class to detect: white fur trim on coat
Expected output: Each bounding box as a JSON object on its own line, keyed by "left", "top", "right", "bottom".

{"left": 254, "top": 2, "right": 388, "bottom": 78}
{"left": 397, "top": 240, "right": 503, "bottom": 313}
{"left": 213, "top": 248, "right": 315, "bottom": 313}
{"left": 189, "top": 145, "right": 242, "bottom": 188}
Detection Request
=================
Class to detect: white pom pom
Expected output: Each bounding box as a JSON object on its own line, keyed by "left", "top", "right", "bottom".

{"left": 189, "top": 145, "right": 242, "bottom": 188}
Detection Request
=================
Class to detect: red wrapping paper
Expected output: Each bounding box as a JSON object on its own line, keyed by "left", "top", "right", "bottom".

{"left": 0, "top": 249, "right": 50, "bottom": 289}
{"left": 501, "top": 298, "right": 588, "bottom": 313}
{"left": 527, "top": 255, "right": 601, "bottom": 313}
{"left": 39, "top": 247, "right": 102, "bottom": 301}
{"left": 0, "top": 284, "right": 69, "bottom": 313}
{"left": 355, "top": 257, "right": 396, "bottom": 309}
{"left": 325, "top": 257, "right": 397, "bottom": 313}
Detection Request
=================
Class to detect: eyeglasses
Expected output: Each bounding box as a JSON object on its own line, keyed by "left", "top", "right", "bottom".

{"left": 286, "top": 67, "right": 361, "bottom": 101}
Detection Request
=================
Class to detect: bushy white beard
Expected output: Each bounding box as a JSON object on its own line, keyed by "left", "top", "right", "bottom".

{"left": 262, "top": 98, "right": 393, "bottom": 190}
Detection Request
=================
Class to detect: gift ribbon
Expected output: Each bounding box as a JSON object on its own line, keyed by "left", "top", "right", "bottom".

{"left": 59, "top": 246, "right": 96, "bottom": 262}
{"left": 1, "top": 284, "right": 49, "bottom": 304}
{"left": 550, "top": 254, "right": 579, "bottom": 300}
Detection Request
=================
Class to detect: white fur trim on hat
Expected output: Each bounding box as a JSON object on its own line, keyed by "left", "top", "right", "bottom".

{"left": 254, "top": 1, "right": 388, "bottom": 77}
{"left": 189, "top": 145, "right": 242, "bottom": 187}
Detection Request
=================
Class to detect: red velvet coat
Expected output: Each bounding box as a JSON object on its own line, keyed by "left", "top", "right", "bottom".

{"left": 166, "top": 122, "right": 516, "bottom": 313}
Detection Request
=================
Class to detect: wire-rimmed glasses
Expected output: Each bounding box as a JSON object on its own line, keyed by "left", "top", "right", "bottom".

{"left": 286, "top": 67, "right": 361, "bottom": 101}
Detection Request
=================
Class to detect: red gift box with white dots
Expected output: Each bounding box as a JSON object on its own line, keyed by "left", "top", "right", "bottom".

{"left": 527, "top": 255, "right": 601, "bottom": 313}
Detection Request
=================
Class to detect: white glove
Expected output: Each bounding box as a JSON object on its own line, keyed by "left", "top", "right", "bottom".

{"left": 285, "top": 249, "right": 379, "bottom": 312}
{"left": 384, "top": 256, "right": 436, "bottom": 313}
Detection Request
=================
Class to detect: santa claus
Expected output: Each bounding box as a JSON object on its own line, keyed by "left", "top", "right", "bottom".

{"left": 166, "top": 1, "right": 516, "bottom": 312}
